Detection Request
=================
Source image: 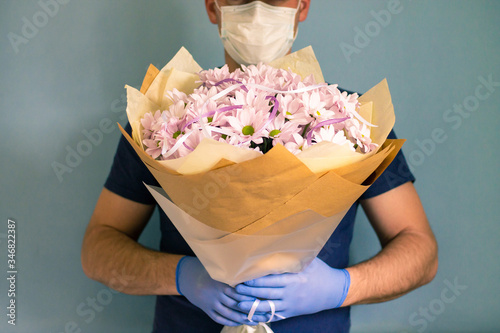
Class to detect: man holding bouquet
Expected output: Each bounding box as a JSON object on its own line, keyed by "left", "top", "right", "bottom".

{"left": 81, "top": 1, "right": 438, "bottom": 332}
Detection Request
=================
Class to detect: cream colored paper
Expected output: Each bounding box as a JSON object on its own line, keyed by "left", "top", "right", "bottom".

{"left": 221, "top": 323, "right": 272, "bottom": 333}
{"left": 268, "top": 45, "right": 324, "bottom": 84}
{"left": 145, "top": 47, "right": 202, "bottom": 110}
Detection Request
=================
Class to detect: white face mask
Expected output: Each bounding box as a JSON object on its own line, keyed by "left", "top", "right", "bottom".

{"left": 216, "top": 0, "right": 301, "bottom": 66}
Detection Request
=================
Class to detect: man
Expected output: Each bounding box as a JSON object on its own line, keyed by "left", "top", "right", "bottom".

{"left": 81, "top": 1, "right": 438, "bottom": 332}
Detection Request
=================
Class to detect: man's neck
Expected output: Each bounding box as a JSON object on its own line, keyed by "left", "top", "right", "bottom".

{"left": 225, "top": 51, "right": 240, "bottom": 72}
{"left": 224, "top": 49, "right": 294, "bottom": 72}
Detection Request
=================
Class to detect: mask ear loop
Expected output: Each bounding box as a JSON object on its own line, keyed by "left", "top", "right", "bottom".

{"left": 289, "top": 0, "right": 302, "bottom": 41}
{"left": 216, "top": 0, "right": 301, "bottom": 12}
{"left": 296, "top": 0, "right": 302, "bottom": 11}
{"left": 214, "top": 0, "right": 221, "bottom": 12}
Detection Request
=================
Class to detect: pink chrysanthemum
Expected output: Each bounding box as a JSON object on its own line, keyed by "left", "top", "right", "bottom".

{"left": 140, "top": 62, "right": 377, "bottom": 160}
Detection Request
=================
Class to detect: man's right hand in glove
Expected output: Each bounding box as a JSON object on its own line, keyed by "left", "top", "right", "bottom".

{"left": 176, "top": 256, "right": 268, "bottom": 326}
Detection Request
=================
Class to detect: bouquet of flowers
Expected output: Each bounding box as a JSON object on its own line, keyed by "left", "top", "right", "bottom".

{"left": 119, "top": 46, "right": 404, "bottom": 331}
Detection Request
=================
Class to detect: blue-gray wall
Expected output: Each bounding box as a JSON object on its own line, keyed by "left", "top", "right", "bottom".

{"left": 1, "top": 1, "right": 498, "bottom": 332}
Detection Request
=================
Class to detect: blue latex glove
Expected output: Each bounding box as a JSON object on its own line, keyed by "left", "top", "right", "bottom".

{"left": 176, "top": 256, "right": 269, "bottom": 326}
{"left": 234, "top": 258, "right": 350, "bottom": 321}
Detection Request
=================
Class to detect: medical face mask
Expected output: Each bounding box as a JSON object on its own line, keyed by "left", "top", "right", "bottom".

{"left": 216, "top": 0, "right": 300, "bottom": 66}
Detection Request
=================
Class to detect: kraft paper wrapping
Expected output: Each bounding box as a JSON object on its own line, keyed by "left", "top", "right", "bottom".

{"left": 119, "top": 46, "right": 405, "bottom": 286}
{"left": 146, "top": 184, "right": 350, "bottom": 286}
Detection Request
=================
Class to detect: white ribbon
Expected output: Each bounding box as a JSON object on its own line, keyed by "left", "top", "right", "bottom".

{"left": 247, "top": 299, "right": 261, "bottom": 323}
{"left": 351, "top": 108, "right": 377, "bottom": 128}
{"left": 198, "top": 84, "right": 244, "bottom": 138}
{"left": 205, "top": 125, "right": 238, "bottom": 138}
{"left": 265, "top": 300, "right": 275, "bottom": 323}
{"left": 247, "top": 299, "right": 286, "bottom": 324}
{"left": 246, "top": 299, "right": 273, "bottom": 333}
{"left": 160, "top": 130, "right": 194, "bottom": 159}
{"left": 243, "top": 82, "right": 327, "bottom": 95}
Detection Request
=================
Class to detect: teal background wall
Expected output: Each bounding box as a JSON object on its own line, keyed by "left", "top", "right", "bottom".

{"left": 1, "top": 1, "right": 498, "bottom": 332}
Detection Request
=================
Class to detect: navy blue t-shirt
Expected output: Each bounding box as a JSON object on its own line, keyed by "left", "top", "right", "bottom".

{"left": 105, "top": 117, "right": 414, "bottom": 333}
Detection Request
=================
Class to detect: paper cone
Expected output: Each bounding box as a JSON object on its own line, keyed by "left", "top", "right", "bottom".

{"left": 146, "top": 184, "right": 349, "bottom": 286}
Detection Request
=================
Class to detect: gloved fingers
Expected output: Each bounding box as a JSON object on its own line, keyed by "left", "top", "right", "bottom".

{"left": 244, "top": 299, "right": 284, "bottom": 324}
{"left": 237, "top": 300, "right": 286, "bottom": 313}
{"left": 245, "top": 312, "right": 272, "bottom": 324}
{"left": 218, "top": 289, "right": 255, "bottom": 312}
{"left": 235, "top": 284, "right": 285, "bottom": 300}
{"left": 219, "top": 293, "right": 270, "bottom": 322}
{"left": 223, "top": 286, "right": 259, "bottom": 302}
{"left": 242, "top": 273, "right": 297, "bottom": 287}
{"left": 212, "top": 302, "right": 269, "bottom": 325}
{"left": 220, "top": 287, "right": 270, "bottom": 322}
{"left": 207, "top": 309, "right": 248, "bottom": 327}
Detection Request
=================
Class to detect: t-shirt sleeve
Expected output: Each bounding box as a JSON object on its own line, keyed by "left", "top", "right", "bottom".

{"left": 360, "top": 129, "right": 415, "bottom": 199}
{"left": 104, "top": 123, "right": 159, "bottom": 205}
